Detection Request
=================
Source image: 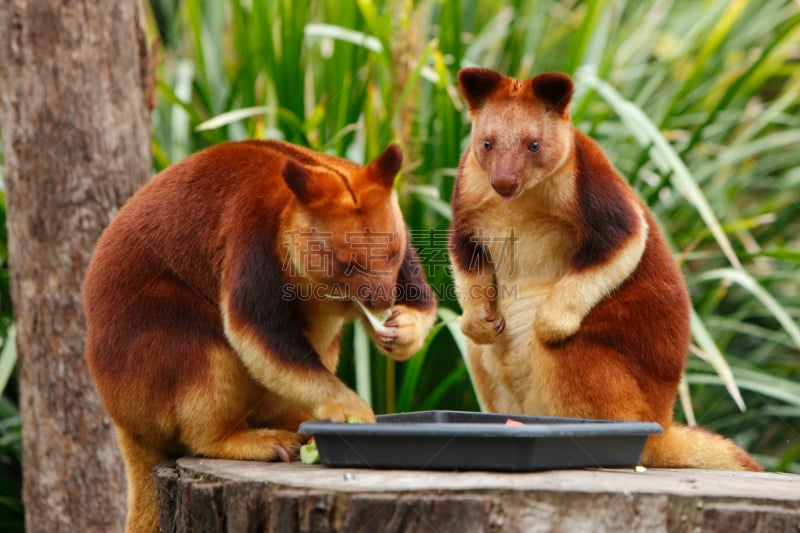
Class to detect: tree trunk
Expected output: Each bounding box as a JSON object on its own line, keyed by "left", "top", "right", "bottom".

{"left": 0, "top": 2, "right": 152, "bottom": 531}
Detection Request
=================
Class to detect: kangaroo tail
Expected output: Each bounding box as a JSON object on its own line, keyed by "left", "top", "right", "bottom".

{"left": 116, "top": 428, "right": 169, "bottom": 533}
{"left": 641, "top": 423, "right": 762, "bottom": 471}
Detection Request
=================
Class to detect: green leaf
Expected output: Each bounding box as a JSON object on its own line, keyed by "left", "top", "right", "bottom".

{"left": 395, "top": 321, "right": 446, "bottom": 412}
{"left": 689, "top": 311, "right": 745, "bottom": 412}
{"left": 688, "top": 367, "right": 800, "bottom": 407}
{"left": 195, "top": 106, "right": 272, "bottom": 131}
{"left": 419, "top": 364, "right": 468, "bottom": 411}
{"left": 304, "top": 23, "right": 383, "bottom": 53}
{"left": 352, "top": 320, "right": 372, "bottom": 408}
{"left": 696, "top": 268, "right": 800, "bottom": 349}
{"left": 0, "top": 326, "right": 15, "bottom": 396}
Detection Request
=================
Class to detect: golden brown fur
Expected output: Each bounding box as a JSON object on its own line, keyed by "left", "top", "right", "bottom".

{"left": 450, "top": 68, "right": 760, "bottom": 472}
{"left": 84, "top": 141, "right": 436, "bottom": 532}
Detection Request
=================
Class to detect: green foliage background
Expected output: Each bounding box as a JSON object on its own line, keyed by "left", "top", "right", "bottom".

{"left": 1, "top": 0, "right": 799, "bottom": 527}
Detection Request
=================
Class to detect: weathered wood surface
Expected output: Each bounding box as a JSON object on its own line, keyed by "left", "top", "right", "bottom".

{"left": 156, "top": 458, "right": 800, "bottom": 532}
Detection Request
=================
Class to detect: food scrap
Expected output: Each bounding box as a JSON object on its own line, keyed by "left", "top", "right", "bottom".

{"left": 300, "top": 417, "right": 362, "bottom": 464}
{"left": 505, "top": 418, "right": 524, "bottom": 426}
{"left": 299, "top": 438, "right": 320, "bottom": 464}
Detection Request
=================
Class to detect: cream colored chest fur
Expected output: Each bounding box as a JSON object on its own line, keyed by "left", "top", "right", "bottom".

{"left": 460, "top": 166, "right": 578, "bottom": 415}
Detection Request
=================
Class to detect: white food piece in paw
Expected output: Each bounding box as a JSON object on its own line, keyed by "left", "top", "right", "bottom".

{"left": 354, "top": 299, "right": 394, "bottom": 336}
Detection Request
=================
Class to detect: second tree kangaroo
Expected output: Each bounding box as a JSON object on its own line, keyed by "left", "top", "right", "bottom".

{"left": 450, "top": 67, "right": 760, "bottom": 471}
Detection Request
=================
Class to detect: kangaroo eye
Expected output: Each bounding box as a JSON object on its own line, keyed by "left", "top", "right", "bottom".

{"left": 483, "top": 140, "right": 492, "bottom": 151}
{"left": 529, "top": 141, "right": 540, "bottom": 152}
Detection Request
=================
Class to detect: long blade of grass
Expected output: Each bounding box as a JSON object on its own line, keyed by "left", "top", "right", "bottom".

{"left": 195, "top": 106, "right": 272, "bottom": 131}
{"left": 355, "top": 0, "right": 392, "bottom": 65}
{"left": 735, "top": 78, "right": 800, "bottom": 145}
{"left": 0, "top": 326, "right": 16, "bottom": 395}
{"left": 436, "top": 307, "right": 484, "bottom": 410}
{"left": 304, "top": 23, "right": 383, "bottom": 52}
{"left": 462, "top": 7, "right": 515, "bottom": 68}
{"left": 437, "top": 307, "right": 468, "bottom": 363}
{"left": 709, "top": 315, "right": 799, "bottom": 350}
{"left": 689, "top": 310, "right": 746, "bottom": 412}
{"left": 677, "top": 374, "right": 697, "bottom": 426}
{"left": 169, "top": 60, "right": 194, "bottom": 161}
{"left": 696, "top": 130, "right": 800, "bottom": 183}
{"left": 418, "top": 364, "right": 468, "bottom": 410}
{"left": 396, "top": 321, "right": 447, "bottom": 412}
{"left": 391, "top": 39, "right": 438, "bottom": 125}
{"left": 409, "top": 189, "right": 453, "bottom": 220}
{"left": 562, "top": 0, "right": 609, "bottom": 75}
{"left": 697, "top": 268, "right": 800, "bottom": 349}
{"left": 156, "top": 79, "right": 203, "bottom": 124}
{"left": 688, "top": 367, "right": 800, "bottom": 407}
{"left": 353, "top": 320, "right": 372, "bottom": 407}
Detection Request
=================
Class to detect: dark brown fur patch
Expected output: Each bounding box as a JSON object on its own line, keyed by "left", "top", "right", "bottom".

{"left": 449, "top": 154, "right": 495, "bottom": 276}
{"left": 530, "top": 72, "right": 573, "bottom": 114}
{"left": 571, "top": 132, "right": 639, "bottom": 271}
{"left": 368, "top": 144, "right": 403, "bottom": 188}
{"left": 449, "top": 228, "right": 493, "bottom": 275}
{"left": 458, "top": 68, "right": 504, "bottom": 111}
{"left": 227, "top": 232, "right": 326, "bottom": 371}
{"left": 396, "top": 242, "right": 436, "bottom": 310}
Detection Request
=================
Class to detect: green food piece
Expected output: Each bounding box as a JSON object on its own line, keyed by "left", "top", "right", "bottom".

{"left": 299, "top": 441, "right": 320, "bottom": 464}
{"left": 301, "top": 417, "right": 359, "bottom": 464}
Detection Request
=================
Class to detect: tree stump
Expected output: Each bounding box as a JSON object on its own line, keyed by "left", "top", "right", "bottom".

{"left": 156, "top": 458, "right": 800, "bottom": 532}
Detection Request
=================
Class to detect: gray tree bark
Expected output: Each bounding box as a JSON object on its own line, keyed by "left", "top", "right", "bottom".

{"left": 0, "top": 2, "right": 152, "bottom": 531}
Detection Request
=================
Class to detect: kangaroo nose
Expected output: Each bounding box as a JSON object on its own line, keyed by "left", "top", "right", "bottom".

{"left": 491, "top": 175, "right": 519, "bottom": 199}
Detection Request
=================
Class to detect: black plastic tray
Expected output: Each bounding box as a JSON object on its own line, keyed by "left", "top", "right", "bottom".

{"left": 298, "top": 410, "right": 662, "bottom": 471}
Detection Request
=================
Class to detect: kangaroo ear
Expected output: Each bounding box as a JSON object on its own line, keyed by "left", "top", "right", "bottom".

{"left": 458, "top": 68, "right": 503, "bottom": 112}
{"left": 530, "top": 72, "right": 574, "bottom": 114}
{"left": 283, "top": 159, "right": 324, "bottom": 204}
{"left": 367, "top": 144, "right": 403, "bottom": 188}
